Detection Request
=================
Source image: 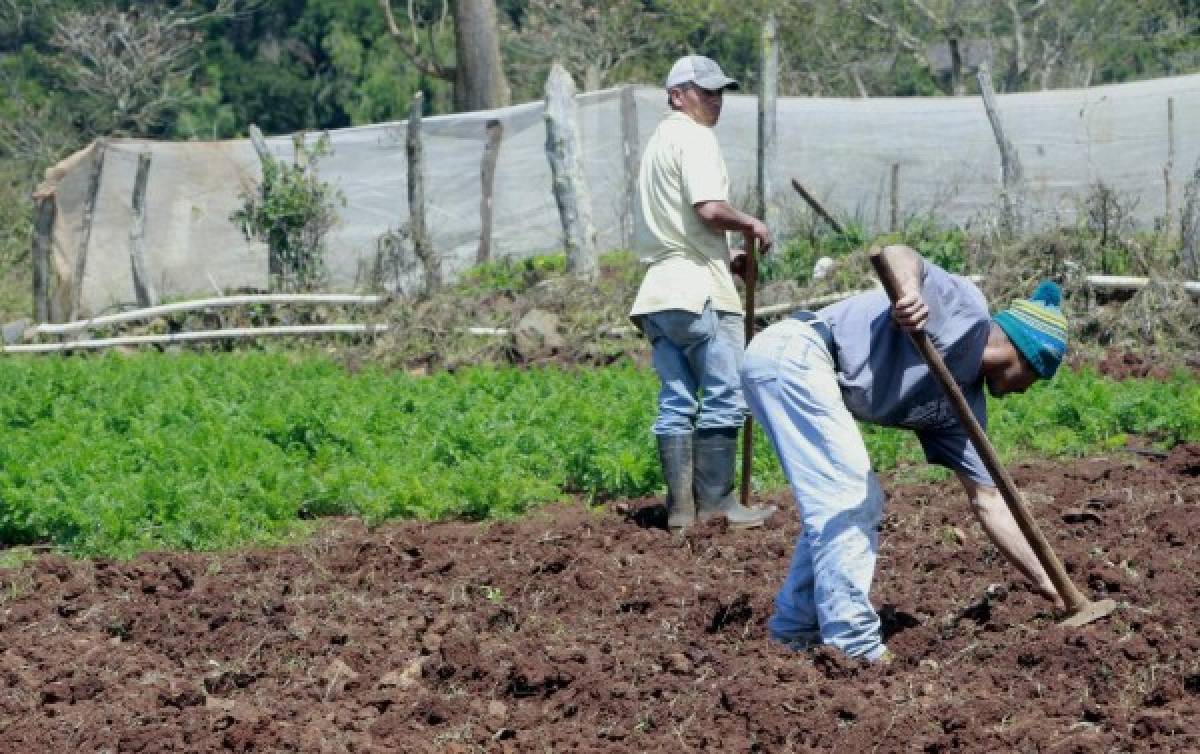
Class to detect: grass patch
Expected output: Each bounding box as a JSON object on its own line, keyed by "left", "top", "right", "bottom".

{"left": 0, "top": 546, "right": 40, "bottom": 570}
{"left": 0, "top": 352, "right": 1195, "bottom": 557}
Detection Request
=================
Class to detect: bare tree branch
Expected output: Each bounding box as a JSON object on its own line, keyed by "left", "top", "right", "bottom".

{"left": 505, "top": 0, "right": 660, "bottom": 92}
{"left": 406, "top": 0, "right": 420, "bottom": 48}
{"left": 907, "top": 0, "right": 944, "bottom": 27}
{"left": 379, "top": 0, "right": 452, "bottom": 80}
{"left": 858, "top": 9, "right": 924, "bottom": 52}
{"left": 1021, "top": 0, "right": 1049, "bottom": 22}
{"left": 0, "top": 97, "right": 78, "bottom": 170}
{"left": 43, "top": 0, "right": 251, "bottom": 138}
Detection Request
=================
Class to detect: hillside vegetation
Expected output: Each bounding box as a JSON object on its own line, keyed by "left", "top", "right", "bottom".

{"left": 1, "top": 1, "right": 1198, "bottom": 319}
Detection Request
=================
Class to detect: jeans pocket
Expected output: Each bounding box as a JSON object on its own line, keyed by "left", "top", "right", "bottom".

{"left": 740, "top": 353, "right": 777, "bottom": 385}
{"left": 689, "top": 303, "right": 718, "bottom": 343}
{"left": 644, "top": 306, "right": 715, "bottom": 348}
{"left": 743, "top": 330, "right": 811, "bottom": 384}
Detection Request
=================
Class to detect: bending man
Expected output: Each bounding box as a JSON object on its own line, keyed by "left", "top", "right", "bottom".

{"left": 742, "top": 244, "right": 1068, "bottom": 662}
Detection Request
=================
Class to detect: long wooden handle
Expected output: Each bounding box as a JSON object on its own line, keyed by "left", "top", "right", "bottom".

{"left": 868, "top": 248, "right": 1090, "bottom": 611}
{"left": 740, "top": 240, "right": 758, "bottom": 508}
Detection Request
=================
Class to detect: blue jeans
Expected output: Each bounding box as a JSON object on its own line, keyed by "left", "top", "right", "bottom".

{"left": 740, "top": 318, "right": 887, "bottom": 661}
{"left": 639, "top": 304, "right": 746, "bottom": 436}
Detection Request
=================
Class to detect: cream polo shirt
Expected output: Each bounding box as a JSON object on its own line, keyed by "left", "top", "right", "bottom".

{"left": 629, "top": 112, "right": 742, "bottom": 317}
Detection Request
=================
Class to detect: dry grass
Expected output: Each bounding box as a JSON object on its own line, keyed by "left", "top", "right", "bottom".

{"left": 360, "top": 252, "right": 646, "bottom": 372}
{"left": 973, "top": 227, "right": 1200, "bottom": 361}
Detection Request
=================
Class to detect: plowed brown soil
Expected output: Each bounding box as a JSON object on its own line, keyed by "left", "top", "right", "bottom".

{"left": 2, "top": 444, "right": 1198, "bottom": 753}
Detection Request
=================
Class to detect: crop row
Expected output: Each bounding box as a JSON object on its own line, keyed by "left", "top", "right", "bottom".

{"left": 0, "top": 353, "right": 1196, "bottom": 557}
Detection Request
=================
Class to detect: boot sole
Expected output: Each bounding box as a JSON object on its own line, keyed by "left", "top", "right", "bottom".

{"left": 727, "top": 519, "right": 767, "bottom": 530}
{"left": 694, "top": 515, "right": 772, "bottom": 530}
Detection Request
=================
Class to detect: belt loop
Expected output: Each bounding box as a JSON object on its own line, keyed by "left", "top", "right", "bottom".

{"left": 791, "top": 310, "right": 839, "bottom": 370}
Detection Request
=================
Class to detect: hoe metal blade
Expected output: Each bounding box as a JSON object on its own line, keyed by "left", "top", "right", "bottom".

{"left": 1059, "top": 598, "right": 1119, "bottom": 628}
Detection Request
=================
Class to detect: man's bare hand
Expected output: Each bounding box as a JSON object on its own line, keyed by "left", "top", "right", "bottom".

{"left": 874, "top": 244, "right": 925, "bottom": 331}
{"left": 731, "top": 220, "right": 770, "bottom": 281}
{"left": 730, "top": 250, "right": 748, "bottom": 280}
{"left": 745, "top": 218, "right": 772, "bottom": 253}
{"left": 891, "top": 290, "right": 929, "bottom": 332}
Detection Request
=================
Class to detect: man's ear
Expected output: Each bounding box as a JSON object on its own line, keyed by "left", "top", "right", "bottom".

{"left": 666, "top": 86, "right": 685, "bottom": 110}
{"left": 986, "top": 322, "right": 1008, "bottom": 348}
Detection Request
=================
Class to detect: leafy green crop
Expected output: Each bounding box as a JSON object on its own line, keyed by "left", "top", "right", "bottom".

{"left": 0, "top": 353, "right": 1194, "bottom": 557}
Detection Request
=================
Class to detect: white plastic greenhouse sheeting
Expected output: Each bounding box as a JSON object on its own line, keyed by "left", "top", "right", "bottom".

{"left": 36, "top": 74, "right": 1200, "bottom": 320}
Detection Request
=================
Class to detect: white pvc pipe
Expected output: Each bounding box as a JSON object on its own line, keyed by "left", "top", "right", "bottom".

{"left": 1086, "top": 274, "right": 1200, "bottom": 297}
{"left": 5, "top": 324, "right": 390, "bottom": 353}
{"left": 29, "top": 294, "right": 387, "bottom": 336}
{"left": 9, "top": 275, "right": 1197, "bottom": 355}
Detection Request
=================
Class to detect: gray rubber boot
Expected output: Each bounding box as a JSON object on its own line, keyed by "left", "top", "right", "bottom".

{"left": 694, "top": 427, "right": 774, "bottom": 529}
{"left": 657, "top": 433, "right": 696, "bottom": 531}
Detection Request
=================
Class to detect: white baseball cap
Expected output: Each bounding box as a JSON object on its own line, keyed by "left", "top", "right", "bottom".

{"left": 665, "top": 55, "right": 739, "bottom": 91}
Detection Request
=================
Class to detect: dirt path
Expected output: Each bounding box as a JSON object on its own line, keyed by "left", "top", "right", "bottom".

{"left": 2, "top": 444, "right": 1198, "bottom": 753}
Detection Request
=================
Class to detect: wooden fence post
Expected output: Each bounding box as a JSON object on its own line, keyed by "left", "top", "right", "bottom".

{"left": 406, "top": 92, "right": 438, "bottom": 294}
{"left": 69, "top": 139, "right": 106, "bottom": 320}
{"left": 31, "top": 192, "right": 55, "bottom": 323}
{"left": 544, "top": 63, "right": 597, "bottom": 281}
{"left": 890, "top": 163, "right": 901, "bottom": 232}
{"left": 247, "top": 124, "right": 282, "bottom": 286}
{"left": 1164, "top": 97, "right": 1176, "bottom": 244}
{"left": 248, "top": 124, "right": 270, "bottom": 161}
{"left": 128, "top": 152, "right": 158, "bottom": 308}
{"left": 977, "top": 63, "right": 1026, "bottom": 236}
{"left": 1182, "top": 164, "right": 1200, "bottom": 280}
{"left": 292, "top": 132, "right": 308, "bottom": 168}
{"left": 757, "top": 12, "right": 780, "bottom": 237}
{"left": 619, "top": 85, "right": 639, "bottom": 251}
{"left": 477, "top": 118, "right": 504, "bottom": 265}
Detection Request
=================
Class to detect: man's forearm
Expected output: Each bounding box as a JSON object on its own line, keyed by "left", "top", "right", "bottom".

{"left": 960, "top": 478, "right": 1064, "bottom": 608}
{"left": 878, "top": 244, "right": 924, "bottom": 297}
{"left": 694, "top": 200, "right": 760, "bottom": 236}
{"left": 693, "top": 200, "right": 772, "bottom": 258}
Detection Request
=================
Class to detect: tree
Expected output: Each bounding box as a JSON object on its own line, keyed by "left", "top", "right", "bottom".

{"left": 48, "top": 0, "right": 242, "bottom": 136}
{"left": 504, "top": 0, "right": 659, "bottom": 94}
{"left": 836, "top": 0, "right": 998, "bottom": 96}
{"left": 380, "top": 0, "right": 511, "bottom": 111}
{"left": 759, "top": 0, "right": 1199, "bottom": 98}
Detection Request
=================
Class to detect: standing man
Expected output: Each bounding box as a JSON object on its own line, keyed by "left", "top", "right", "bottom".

{"left": 631, "top": 55, "right": 773, "bottom": 532}
{"left": 741, "top": 244, "right": 1069, "bottom": 662}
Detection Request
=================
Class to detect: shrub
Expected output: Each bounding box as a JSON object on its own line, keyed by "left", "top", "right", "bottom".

{"left": 232, "top": 133, "right": 343, "bottom": 292}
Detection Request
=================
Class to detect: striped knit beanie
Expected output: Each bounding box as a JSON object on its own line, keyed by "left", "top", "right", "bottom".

{"left": 992, "top": 281, "right": 1068, "bottom": 379}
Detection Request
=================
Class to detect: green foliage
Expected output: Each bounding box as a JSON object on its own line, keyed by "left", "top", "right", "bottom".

{"left": 879, "top": 220, "right": 970, "bottom": 273}
{"left": 759, "top": 223, "right": 867, "bottom": 285}
{"left": 231, "top": 134, "right": 343, "bottom": 291}
{"left": 758, "top": 218, "right": 982, "bottom": 290}
{"left": 0, "top": 353, "right": 1195, "bottom": 558}
{"left": 170, "top": 63, "right": 241, "bottom": 141}
{"left": 987, "top": 367, "right": 1200, "bottom": 458}
{"left": 457, "top": 250, "right": 638, "bottom": 296}
{"left": 183, "top": 0, "right": 451, "bottom": 136}
{"left": 0, "top": 354, "right": 658, "bottom": 555}
{"left": 460, "top": 253, "right": 569, "bottom": 294}
{"left": 0, "top": 163, "right": 32, "bottom": 320}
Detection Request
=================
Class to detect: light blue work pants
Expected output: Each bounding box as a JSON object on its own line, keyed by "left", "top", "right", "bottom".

{"left": 740, "top": 317, "right": 887, "bottom": 661}
{"left": 639, "top": 304, "right": 747, "bottom": 436}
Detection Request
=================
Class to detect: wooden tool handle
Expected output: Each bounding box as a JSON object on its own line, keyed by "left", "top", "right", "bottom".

{"left": 868, "top": 247, "right": 1089, "bottom": 611}
{"left": 743, "top": 239, "right": 757, "bottom": 345}
{"left": 740, "top": 239, "right": 758, "bottom": 507}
